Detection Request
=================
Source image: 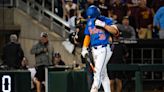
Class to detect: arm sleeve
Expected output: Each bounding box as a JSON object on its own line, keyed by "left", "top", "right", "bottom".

{"left": 83, "top": 22, "right": 90, "bottom": 47}
{"left": 153, "top": 7, "right": 163, "bottom": 26}
{"left": 99, "top": 16, "right": 113, "bottom": 25}
{"left": 83, "top": 35, "right": 90, "bottom": 47}
{"left": 84, "top": 24, "right": 90, "bottom": 35}
{"left": 105, "top": 17, "right": 113, "bottom": 25}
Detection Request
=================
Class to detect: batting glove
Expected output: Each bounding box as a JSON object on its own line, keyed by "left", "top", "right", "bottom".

{"left": 81, "top": 47, "right": 88, "bottom": 58}
{"left": 95, "top": 19, "right": 106, "bottom": 27}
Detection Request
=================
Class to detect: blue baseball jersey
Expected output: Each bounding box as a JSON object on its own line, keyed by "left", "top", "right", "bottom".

{"left": 84, "top": 16, "right": 113, "bottom": 47}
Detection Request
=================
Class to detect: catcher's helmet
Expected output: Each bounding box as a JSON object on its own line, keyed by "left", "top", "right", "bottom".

{"left": 86, "top": 5, "right": 101, "bottom": 18}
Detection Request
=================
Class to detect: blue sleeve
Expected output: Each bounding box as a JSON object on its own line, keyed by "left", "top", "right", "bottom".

{"left": 153, "top": 7, "right": 164, "bottom": 26}
{"left": 105, "top": 17, "right": 113, "bottom": 25}
{"left": 98, "top": 16, "right": 113, "bottom": 25}
{"left": 84, "top": 24, "right": 90, "bottom": 35}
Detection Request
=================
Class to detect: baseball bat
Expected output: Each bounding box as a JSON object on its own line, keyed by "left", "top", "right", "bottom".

{"left": 85, "top": 54, "right": 96, "bottom": 72}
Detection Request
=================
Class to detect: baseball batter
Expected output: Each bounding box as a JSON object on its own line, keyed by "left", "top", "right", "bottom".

{"left": 81, "top": 5, "right": 119, "bottom": 92}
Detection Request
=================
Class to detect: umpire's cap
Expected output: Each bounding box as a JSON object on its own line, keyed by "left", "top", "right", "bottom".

{"left": 86, "top": 5, "right": 101, "bottom": 18}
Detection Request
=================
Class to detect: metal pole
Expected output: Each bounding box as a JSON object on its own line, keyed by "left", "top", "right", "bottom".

{"left": 15, "top": 0, "right": 19, "bottom": 7}
{"left": 26, "top": 0, "right": 30, "bottom": 14}
{"left": 135, "top": 71, "right": 143, "bottom": 92}
{"left": 50, "top": 0, "right": 55, "bottom": 30}
{"left": 45, "top": 67, "right": 48, "bottom": 92}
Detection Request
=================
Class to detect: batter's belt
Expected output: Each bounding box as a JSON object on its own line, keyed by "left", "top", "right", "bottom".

{"left": 92, "top": 44, "right": 109, "bottom": 49}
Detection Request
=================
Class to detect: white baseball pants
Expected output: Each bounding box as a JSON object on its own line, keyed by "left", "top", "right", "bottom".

{"left": 90, "top": 44, "right": 112, "bottom": 92}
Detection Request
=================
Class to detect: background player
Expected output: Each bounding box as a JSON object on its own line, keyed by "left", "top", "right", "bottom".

{"left": 81, "top": 5, "right": 119, "bottom": 92}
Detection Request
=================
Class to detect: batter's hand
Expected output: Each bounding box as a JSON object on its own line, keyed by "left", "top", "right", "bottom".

{"left": 111, "top": 24, "right": 119, "bottom": 37}
{"left": 95, "top": 19, "right": 106, "bottom": 27}
{"left": 85, "top": 54, "right": 96, "bottom": 73}
{"left": 81, "top": 47, "right": 88, "bottom": 58}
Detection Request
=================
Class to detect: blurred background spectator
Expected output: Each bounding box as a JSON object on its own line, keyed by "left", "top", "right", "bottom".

{"left": 54, "top": 0, "right": 65, "bottom": 18}
{"left": 110, "top": 0, "right": 128, "bottom": 24}
{"left": 153, "top": 6, "right": 164, "bottom": 39}
{"left": 148, "top": 0, "right": 164, "bottom": 13}
{"left": 64, "top": 0, "right": 78, "bottom": 20}
{"left": 79, "top": 0, "right": 97, "bottom": 19}
{"left": 117, "top": 16, "right": 136, "bottom": 40}
{"left": 135, "top": 0, "right": 153, "bottom": 39}
{"left": 67, "top": 9, "right": 77, "bottom": 33}
{"left": 31, "top": 32, "right": 54, "bottom": 92}
{"left": 53, "top": 52, "right": 65, "bottom": 66}
{"left": 97, "top": 0, "right": 111, "bottom": 17}
{"left": 1, "top": 34, "right": 24, "bottom": 69}
{"left": 126, "top": 0, "right": 140, "bottom": 8}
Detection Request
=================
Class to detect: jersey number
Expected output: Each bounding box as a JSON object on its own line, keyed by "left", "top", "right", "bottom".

{"left": 99, "top": 34, "right": 105, "bottom": 40}
{"left": 2, "top": 75, "right": 11, "bottom": 92}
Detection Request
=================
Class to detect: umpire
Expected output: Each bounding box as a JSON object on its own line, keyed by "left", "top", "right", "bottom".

{"left": 31, "top": 32, "right": 54, "bottom": 92}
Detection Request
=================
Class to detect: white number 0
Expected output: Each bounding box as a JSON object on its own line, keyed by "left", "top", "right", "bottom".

{"left": 2, "top": 75, "right": 11, "bottom": 92}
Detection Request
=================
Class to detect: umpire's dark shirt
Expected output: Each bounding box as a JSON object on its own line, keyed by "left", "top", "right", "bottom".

{"left": 2, "top": 42, "right": 24, "bottom": 69}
